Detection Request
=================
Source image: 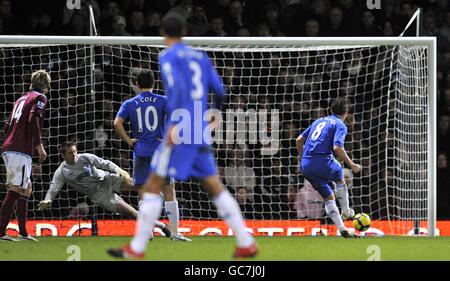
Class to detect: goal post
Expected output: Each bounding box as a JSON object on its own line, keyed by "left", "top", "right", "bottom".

{"left": 0, "top": 36, "right": 437, "bottom": 237}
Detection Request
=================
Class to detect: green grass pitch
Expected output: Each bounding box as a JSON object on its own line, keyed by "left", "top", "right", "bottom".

{"left": 1, "top": 236, "right": 450, "bottom": 261}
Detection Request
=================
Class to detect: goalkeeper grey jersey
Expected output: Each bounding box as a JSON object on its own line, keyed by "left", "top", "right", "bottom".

{"left": 45, "top": 153, "right": 121, "bottom": 202}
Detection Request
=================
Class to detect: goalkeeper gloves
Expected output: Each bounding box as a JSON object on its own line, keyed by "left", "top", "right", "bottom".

{"left": 38, "top": 200, "right": 52, "bottom": 210}
{"left": 116, "top": 168, "right": 131, "bottom": 181}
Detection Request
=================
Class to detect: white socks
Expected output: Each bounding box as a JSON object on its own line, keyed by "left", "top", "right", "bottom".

{"left": 325, "top": 200, "right": 345, "bottom": 230}
{"left": 154, "top": 220, "right": 166, "bottom": 229}
{"left": 164, "top": 200, "right": 179, "bottom": 235}
{"left": 130, "top": 193, "right": 163, "bottom": 254}
{"left": 213, "top": 190, "right": 254, "bottom": 248}
{"left": 335, "top": 183, "right": 350, "bottom": 214}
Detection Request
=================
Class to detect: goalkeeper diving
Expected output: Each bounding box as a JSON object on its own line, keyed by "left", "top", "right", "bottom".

{"left": 296, "top": 97, "right": 362, "bottom": 238}
{"left": 38, "top": 141, "right": 171, "bottom": 238}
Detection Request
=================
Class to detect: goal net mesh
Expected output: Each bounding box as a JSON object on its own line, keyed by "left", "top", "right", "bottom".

{"left": 0, "top": 42, "right": 429, "bottom": 236}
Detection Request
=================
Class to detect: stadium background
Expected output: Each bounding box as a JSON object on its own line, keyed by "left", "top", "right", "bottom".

{"left": 0, "top": 0, "right": 449, "bottom": 236}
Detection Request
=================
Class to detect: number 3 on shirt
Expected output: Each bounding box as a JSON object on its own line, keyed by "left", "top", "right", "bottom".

{"left": 311, "top": 121, "right": 326, "bottom": 140}
{"left": 162, "top": 61, "right": 203, "bottom": 100}
{"left": 189, "top": 61, "right": 203, "bottom": 100}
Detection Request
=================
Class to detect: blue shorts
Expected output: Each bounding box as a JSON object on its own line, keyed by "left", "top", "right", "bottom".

{"left": 150, "top": 144, "right": 217, "bottom": 181}
{"left": 133, "top": 154, "right": 152, "bottom": 186}
{"left": 300, "top": 156, "right": 344, "bottom": 199}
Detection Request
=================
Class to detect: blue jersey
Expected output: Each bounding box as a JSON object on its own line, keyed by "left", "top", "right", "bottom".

{"left": 116, "top": 91, "right": 167, "bottom": 157}
{"left": 300, "top": 114, "right": 347, "bottom": 158}
{"left": 159, "top": 42, "right": 225, "bottom": 147}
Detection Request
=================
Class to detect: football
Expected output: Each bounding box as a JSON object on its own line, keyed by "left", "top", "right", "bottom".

{"left": 353, "top": 213, "right": 371, "bottom": 232}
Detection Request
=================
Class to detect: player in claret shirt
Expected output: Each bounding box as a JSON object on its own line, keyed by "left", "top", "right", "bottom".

{"left": 0, "top": 70, "right": 50, "bottom": 241}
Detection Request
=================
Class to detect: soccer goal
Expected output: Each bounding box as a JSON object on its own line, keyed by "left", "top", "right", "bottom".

{"left": 0, "top": 36, "right": 437, "bottom": 237}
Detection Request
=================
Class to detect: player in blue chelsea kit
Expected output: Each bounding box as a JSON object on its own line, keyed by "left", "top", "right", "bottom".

{"left": 108, "top": 16, "right": 257, "bottom": 259}
{"left": 296, "top": 97, "right": 362, "bottom": 238}
{"left": 114, "top": 70, "right": 190, "bottom": 242}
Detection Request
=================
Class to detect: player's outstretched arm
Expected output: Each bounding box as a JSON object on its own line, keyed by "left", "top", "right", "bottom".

{"left": 114, "top": 116, "right": 137, "bottom": 148}
{"left": 88, "top": 153, "right": 131, "bottom": 180}
{"left": 39, "top": 167, "right": 65, "bottom": 210}
{"left": 333, "top": 145, "right": 361, "bottom": 173}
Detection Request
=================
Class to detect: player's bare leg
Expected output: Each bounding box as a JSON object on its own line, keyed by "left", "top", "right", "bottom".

{"left": 108, "top": 173, "right": 165, "bottom": 259}
{"left": 324, "top": 193, "right": 359, "bottom": 239}
{"left": 201, "top": 175, "right": 257, "bottom": 258}
{"left": 120, "top": 178, "right": 172, "bottom": 238}
{"left": 0, "top": 185, "right": 22, "bottom": 241}
{"left": 335, "top": 179, "right": 354, "bottom": 220}
{"left": 0, "top": 182, "right": 37, "bottom": 241}
{"left": 162, "top": 182, "right": 191, "bottom": 242}
{"left": 16, "top": 183, "right": 37, "bottom": 241}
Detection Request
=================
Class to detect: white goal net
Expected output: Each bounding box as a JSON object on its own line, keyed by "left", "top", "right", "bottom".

{"left": 0, "top": 37, "right": 436, "bottom": 237}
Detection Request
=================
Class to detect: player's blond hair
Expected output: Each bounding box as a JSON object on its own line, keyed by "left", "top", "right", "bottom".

{"left": 30, "top": 70, "right": 51, "bottom": 91}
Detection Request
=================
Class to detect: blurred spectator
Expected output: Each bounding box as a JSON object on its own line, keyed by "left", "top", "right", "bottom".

{"left": 440, "top": 88, "right": 450, "bottom": 116}
{"left": 128, "top": 11, "right": 145, "bottom": 36}
{"left": 0, "top": 0, "right": 17, "bottom": 34}
{"left": 70, "top": 202, "right": 90, "bottom": 219}
{"left": 187, "top": 5, "right": 211, "bottom": 36}
{"left": 112, "top": 15, "right": 131, "bottom": 36}
{"left": 235, "top": 186, "right": 257, "bottom": 219}
{"left": 358, "top": 10, "right": 380, "bottom": 36}
{"left": 424, "top": 14, "right": 450, "bottom": 52}
{"left": 438, "top": 114, "right": 450, "bottom": 153}
{"left": 338, "top": 0, "right": 363, "bottom": 34}
{"left": 27, "top": 14, "right": 40, "bottom": 35}
{"left": 100, "top": 1, "right": 122, "bottom": 35}
{"left": 311, "top": 0, "right": 331, "bottom": 28}
{"left": 344, "top": 168, "right": 353, "bottom": 189}
{"left": 295, "top": 179, "right": 325, "bottom": 219}
{"left": 144, "top": 11, "right": 161, "bottom": 35}
{"left": 305, "top": 19, "right": 320, "bottom": 37}
{"left": 382, "top": 21, "right": 395, "bottom": 36}
{"left": 440, "top": 11, "right": 450, "bottom": 43}
{"left": 224, "top": 147, "right": 255, "bottom": 198}
{"left": 264, "top": 3, "right": 284, "bottom": 36}
{"left": 323, "top": 7, "right": 346, "bottom": 36}
{"left": 66, "top": 13, "right": 88, "bottom": 35}
{"left": 207, "top": 16, "right": 227, "bottom": 36}
{"left": 123, "top": 0, "right": 150, "bottom": 19}
{"left": 438, "top": 152, "right": 450, "bottom": 219}
{"left": 254, "top": 22, "right": 272, "bottom": 37}
{"left": 166, "top": 0, "right": 193, "bottom": 23}
{"left": 234, "top": 27, "right": 249, "bottom": 36}
{"left": 225, "top": 0, "right": 252, "bottom": 35}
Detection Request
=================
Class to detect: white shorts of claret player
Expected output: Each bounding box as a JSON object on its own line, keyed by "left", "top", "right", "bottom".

{"left": 2, "top": 151, "right": 32, "bottom": 189}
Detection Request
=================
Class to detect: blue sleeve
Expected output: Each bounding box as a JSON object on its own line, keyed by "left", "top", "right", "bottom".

{"left": 300, "top": 125, "right": 311, "bottom": 139}
{"left": 206, "top": 55, "right": 226, "bottom": 108}
{"left": 160, "top": 56, "right": 185, "bottom": 123}
{"left": 116, "top": 101, "right": 129, "bottom": 120}
{"left": 333, "top": 122, "right": 347, "bottom": 147}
